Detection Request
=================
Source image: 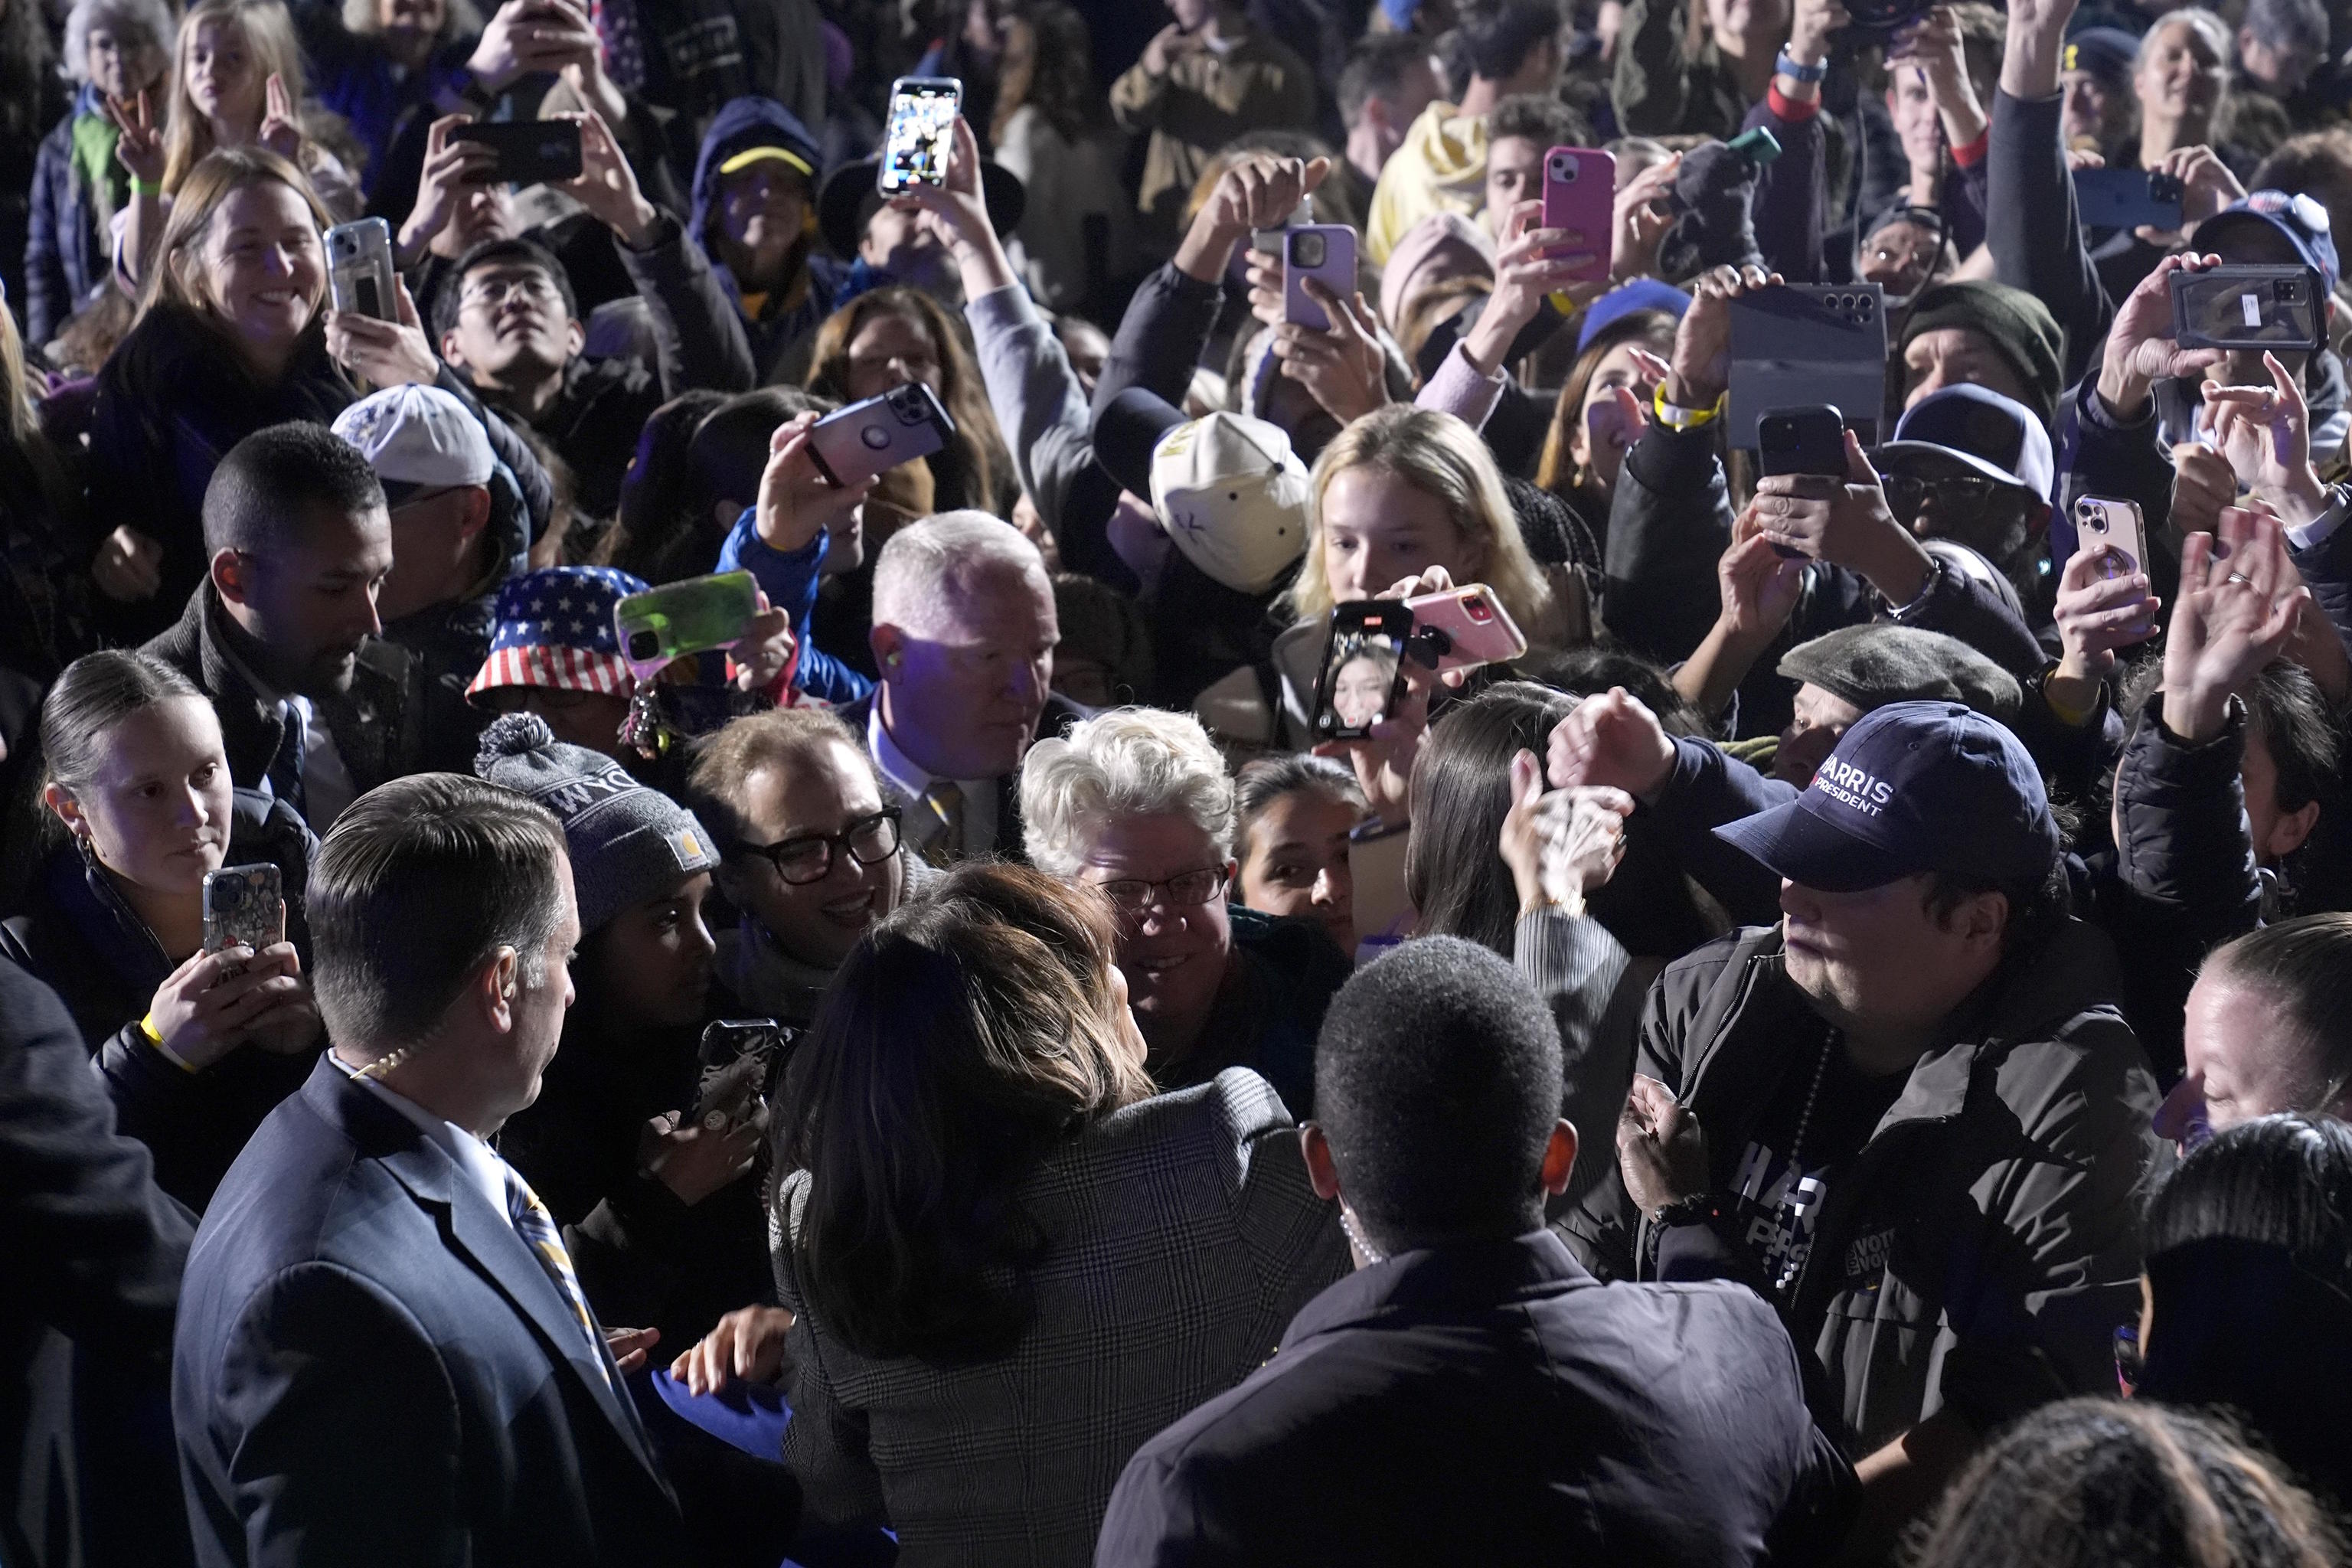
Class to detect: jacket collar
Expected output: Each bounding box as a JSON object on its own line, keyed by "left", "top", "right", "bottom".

{"left": 295, "top": 1057, "right": 669, "bottom": 1488}
{"left": 1280, "top": 1228, "right": 1593, "bottom": 1349}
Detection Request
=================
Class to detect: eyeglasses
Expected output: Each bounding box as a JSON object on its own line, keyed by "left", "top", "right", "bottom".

{"left": 1880, "top": 472, "right": 2006, "bottom": 513}
{"left": 737, "top": 808, "right": 902, "bottom": 885}
{"left": 459, "top": 272, "right": 563, "bottom": 312}
{"left": 1088, "top": 866, "right": 1230, "bottom": 916}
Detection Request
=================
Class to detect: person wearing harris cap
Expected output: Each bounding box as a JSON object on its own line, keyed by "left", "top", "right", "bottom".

{"left": 688, "top": 97, "right": 849, "bottom": 382}
{"left": 473, "top": 711, "right": 774, "bottom": 1359}
{"left": 334, "top": 384, "right": 528, "bottom": 775}
{"left": 1572, "top": 697, "right": 2164, "bottom": 1501}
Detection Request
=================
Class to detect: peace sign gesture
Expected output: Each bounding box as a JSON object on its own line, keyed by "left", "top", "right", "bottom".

{"left": 104, "top": 87, "right": 165, "bottom": 187}
{"left": 259, "top": 71, "right": 302, "bottom": 162}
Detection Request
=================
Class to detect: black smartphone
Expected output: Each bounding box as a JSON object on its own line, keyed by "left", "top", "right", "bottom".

{"left": 1727, "top": 285, "right": 1886, "bottom": 450}
{"left": 2072, "top": 168, "right": 2186, "bottom": 232}
{"left": 1757, "top": 404, "right": 1847, "bottom": 478}
{"left": 1314, "top": 602, "right": 1414, "bottom": 743}
{"left": 452, "top": 119, "right": 583, "bottom": 186}
{"left": 2170, "top": 264, "right": 2327, "bottom": 353}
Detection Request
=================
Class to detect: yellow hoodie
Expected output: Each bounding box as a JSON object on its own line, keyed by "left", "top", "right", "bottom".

{"left": 1364, "top": 101, "right": 1489, "bottom": 266}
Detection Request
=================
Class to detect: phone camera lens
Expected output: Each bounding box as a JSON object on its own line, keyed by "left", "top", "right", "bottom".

{"left": 1293, "top": 233, "right": 1325, "bottom": 267}
{"left": 214, "top": 877, "right": 244, "bottom": 910}
{"left": 627, "top": 629, "right": 658, "bottom": 661}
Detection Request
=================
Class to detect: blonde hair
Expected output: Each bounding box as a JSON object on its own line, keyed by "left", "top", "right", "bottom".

{"left": 163, "top": 0, "right": 311, "bottom": 195}
{"left": 139, "top": 145, "right": 332, "bottom": 326}
{"left": 1291, "top": 404, "right": 1556, "bottom": 635}
{"left": 1020, "top": 707, "right": 1236, "bottom": 877}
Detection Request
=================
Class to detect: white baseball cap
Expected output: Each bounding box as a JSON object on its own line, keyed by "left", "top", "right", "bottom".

{"left": 332, "top": 384, "right": 495, "bottom": 505}
{"left": 1096, "top": 390, "right": 1310, "bottom": 595}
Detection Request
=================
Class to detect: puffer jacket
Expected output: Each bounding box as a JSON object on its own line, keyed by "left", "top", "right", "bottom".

{"left": 26, "top": 90, "right": 111, "bottom": 348}
{"left": 1562, "top": 919, "right": 2167, "bottom": 1455}
{"left": 0, "top": 793, "right": 318, "bottom": 1213}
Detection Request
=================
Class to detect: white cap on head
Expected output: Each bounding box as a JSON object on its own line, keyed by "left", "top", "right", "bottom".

{"left": 1147, "top": 412, "right": 1311, "bottom": 595}
{"left": 332, "top": 384, "right": 495, "bottom": 505}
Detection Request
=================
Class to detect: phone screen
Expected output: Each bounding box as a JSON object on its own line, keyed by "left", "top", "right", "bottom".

{"left": 1315, "top": 609, "right": 1411, "bottom": 741}
{"left": 879, "top": 80, "right": 960, "bottom": 192}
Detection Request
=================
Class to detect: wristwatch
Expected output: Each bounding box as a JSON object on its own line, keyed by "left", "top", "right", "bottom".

{"left": 1774, "top": 50, "right": 1828, "bottom": 83}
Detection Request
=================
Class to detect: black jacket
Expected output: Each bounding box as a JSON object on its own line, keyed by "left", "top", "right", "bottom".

{"left": 0, "top": 957, "right": 193, "bottom": 1568}
{"left": 1, "top": 795, "right": 317, "bottom": 1212}
{"left": 1566, "top": 920, "right": 2167, "bottom": 1455}
{"left": 143, "top": 582, "right": 414, "bottom": 805}
{"left": 175, "top": 1057, "right": 690, "bottom": 1568}
{"left": 1096, "top": 1229, "right": 1855, "bottom": 1566}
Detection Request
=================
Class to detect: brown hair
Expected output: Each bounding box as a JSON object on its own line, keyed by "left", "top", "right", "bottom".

{"left": 1534, "top": 308, "right": 1677, "bottom": 500}
{"left": 804, "top": 286, "right": 1013, "bottom": 517}
{"left": 991, "top": 2, "right": 1102, "bottom": 146}
{"left": 781, "top": 862, "right": 1153, "bottom": 1360}
{"left": 685, "top": 706, "right": 873, "bottom": 851}
{"left": 139, "top": 144, "right": 332, "bottom": 328}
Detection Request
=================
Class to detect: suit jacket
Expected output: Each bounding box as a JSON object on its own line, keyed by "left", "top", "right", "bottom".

{"left": 0, "top": 958, "right": 192, "bottom": 1568}
{"left": 173, "top": 1057, "right": 689, "bottom": 1568}
{"left": 831, "top": 690, "right": 1089, "bottom": 864}
{"left": 142, "top": 582, "right": 413, "bottom": 806}
{"left": 1096, "top": 1230, "right": 1857, "bottom": 1566}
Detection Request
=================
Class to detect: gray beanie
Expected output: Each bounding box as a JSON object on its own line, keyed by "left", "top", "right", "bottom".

{"left": 1777, "top": 624, "right": 2023, "bottom": 724}
{"left": 474, "top": 713, "right": 718, "bottom": 936}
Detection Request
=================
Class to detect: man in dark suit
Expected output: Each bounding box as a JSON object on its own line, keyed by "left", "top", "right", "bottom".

{"left": 1096, "top": 936, "right": 1857, "bottom": 1566}
{"left": 144, "top": 423, "right": 413, "bottom": 835}
{"left": 839, "top": 509, "right": 1084, "bottom": 864}
{"left": 172, "top": 773, "right": 688, "bottom": 1568}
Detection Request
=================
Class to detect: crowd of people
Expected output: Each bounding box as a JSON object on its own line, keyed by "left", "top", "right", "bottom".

{"left": 5, "top": 0, "right": 2352, "bottom": 1560}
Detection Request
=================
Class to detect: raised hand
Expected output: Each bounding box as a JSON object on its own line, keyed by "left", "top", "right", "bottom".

{"left": 259, "top": 72, "right": 301, "bottom": 162}
{"left": 1610, "top": 155, "right": 1681, "bottom": 283}
{"left": 1665, "top": 263, "right": 1782, "bottom": 410}
{"left": 104, "top": 88, "right": 164, "bottom": 187}
{"left": 558, "top": 108, "right": 656, "bottom": 246}
{"left": 2097, "top": 253, "right": 2226, "bottom": 420}
{"left": 756, "top": 410, "right": 876, "bottom": 553}
{"left": 1618, "top": 1073, "right": 1710, "bottom": 1218}
{"left": 1499, "top": 750, "right": 1636, "bottom": 913}
{"left": 467, "top": 0, "right": 599, "bottom": 92}
{"left": 1752, "top": 430, "right": 1932, "bottom": 604}
{"left": 2050, "top": 544, "right": 2159, "bottom": 685}
{"left": 2161, "top": 514, "right": 2309, "bottom": 742}
{"left": 1547, "top": 684, "right": 1676, "bottom": 799}
{"left": 327, "top": 275, "right": 442, "bottom": 389}
{"left": 1271, "top": 281, "right": 1390, "bottom": 423}
{"left": 2200, "top": 351, "right": 2328, "bottom": 528}
{"left": 637, "top": 1109, "right": 761, "bottom": 1205}
{"left": 93, "top": 524, "right": 165, "bottom": 602}
{"left": 1717, "top": 520, "right": 1806, "bottom": 643}
{"left": 398, "top": 114, "right": 499, "bottom": 259}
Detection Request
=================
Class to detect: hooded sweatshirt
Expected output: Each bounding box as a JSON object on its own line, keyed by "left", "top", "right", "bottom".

{"left": 1365, "top": 102, "right": 1490, "bottom": 267}
{"left": 689, "top": 97, "right": 850, "bottom": 382}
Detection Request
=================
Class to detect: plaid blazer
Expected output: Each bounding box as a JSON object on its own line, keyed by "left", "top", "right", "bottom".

{"left": 773, "top": 1069, "right": 1350, "bottom": 1566}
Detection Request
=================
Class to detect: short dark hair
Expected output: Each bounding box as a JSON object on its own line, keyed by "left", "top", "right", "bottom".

{"left": 2246, "top": 659, "right": 2340, "bottom": 821}
{"left": 2202, "top": 914, "right": 2352, "bottom": 1109}
{"left": 201, "top": 420, "right": 387, "bottom": 557}
{"left": 689, "top": 386, "right": 834, "bottom": 521}
{"left": 684, "top": 705, "right": 868, "bottom": 851}
{"left": 1488, "top": 92, "right": 1586, "bottom": 152}
{"left": 1338, "top": 34, "right": 1435, "bottom": 127}
{"left": 1315, "top": 935, "right": 1563, "bottom": 1250}
{"left": 1234, "top": 753, "right": 1364, "bottom": 866}
{"left": 1457, "top": 0, "right": 1561, "bottom": 83}
{"left": 435, "top": 235, "right": 579, "bottom": 341}
{"left": 309, "top": 773, "right": 569, "bottom": 1050}
{"left": 1910, "top": 1397, "right": 2344, "bottom": 1568}
{"left": 2145, "top": 1113, "right": 2352, "bottom": 1289}
{"left": 1923, "top": 854, "right": 2069, "bottom": 956}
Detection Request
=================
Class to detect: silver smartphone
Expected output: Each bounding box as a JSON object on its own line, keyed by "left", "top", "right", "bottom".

{"left": 326, "top": 217, "right": 398, "bottom": 322}
{"left": 805, "top": 381, "right": 956, "bottom": 489}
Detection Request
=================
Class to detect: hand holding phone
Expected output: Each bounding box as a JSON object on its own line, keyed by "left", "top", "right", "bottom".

{"left": 878, "top": 77, "right": 962, "bottom": 194}
{"left": 1282, "top": 225, "right": 1357, "bottom": 330}
{"left": 614, "top": 572, "right": 761, "bottom": 679}
{"left": 1540, "top": 146, "right": 1615, "bottom": 285}
{"left": 2072, "top": 167, "right": 2186, "bottom": 232}
{"left": 2170, "top": 265, "right": 2326, "bottom": 353}
{"left": 805, "top": 381, "right": 955, "bottom": 490}
{"left": 1404, "top": 584, "right": 1528, "bottom": 673}
{"left": 326, "top": 218, "right": 398, "bottom": 322}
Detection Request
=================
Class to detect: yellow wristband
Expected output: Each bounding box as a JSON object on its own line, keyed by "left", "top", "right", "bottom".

{"left": 140, "top": 1014, "right": 199, "bottom": 1073}
{"left": 1653, "top": 385, "right": 1725, "bottom": 431}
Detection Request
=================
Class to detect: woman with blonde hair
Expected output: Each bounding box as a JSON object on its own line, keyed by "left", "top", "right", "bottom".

{"left": 111, "top": 0, "right": 362, "bottom": 289}
{"left": 1270, "top": 403, "right": 1592, "bottom": 760}
{"left": 671, "top": 860, "right": 1346, "bottom": 1564}
{"left": 804, "top": 283, "right": 1017, "bottom": 517}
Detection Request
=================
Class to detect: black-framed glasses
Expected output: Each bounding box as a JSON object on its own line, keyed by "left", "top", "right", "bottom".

{"left": 1880, "top": 472, "right": 2004, "bottom": 514}
{"left": 737, "top": 808, "right": 902, "bottom": 885}
{"left": 1088, "top": 865, "right": 1230, "bottom": 916}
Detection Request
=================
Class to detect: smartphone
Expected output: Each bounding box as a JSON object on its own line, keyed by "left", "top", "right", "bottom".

{"left": 2072, "top": 168, "right": 2186, "bottom": 232}
{"left": 1757, "top": 404, "right": 1847, "bottom": 477}
{"left": 613, "top": 571, "right": 760, "bottom": 680}
{"left": 691, "top": 1018, "right": 795, "bottom": 1131}
{"left": 325, "top": 217, "right": 397, "bottom": 322}
{"left": 877, "top": 77, "right": 962, "bottom": 194}
{"left": 1315, "top": 602, "right": 1414, "bottom": 743}
{"left": 1252, "top": 196, "right": 1314, "bottom": 260}
{"left": 1727, "top": 284, "right": 1887, "bottom": 450}
{"left": 1404, "top": 583, "right": 1528, "bottom": 674}
{"left": 452, "top": 119, "right": 583, "bottom": 186}
{"left": 805, "top": 381, "right": 956, "bottom": 489}
{"left": 1540, "top": 146, "right": 1615, "bottom": 285}
{"left": 2073, "top": 496, "right": 2151, "bottom": 585}
{"left": 2170, "top": 265, "right": 2327, "bottom": 353}
{"left": 1282, "top": 225, "right": 1357, "bottom": 331}
{"left": 203, "top": 864, "right": 285, "bottom": 957}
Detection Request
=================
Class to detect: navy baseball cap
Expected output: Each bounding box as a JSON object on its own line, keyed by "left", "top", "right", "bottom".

{"left": 2198, "top": 191, "right": 2340, "bottom": 296}
{"left": 2060, "top": 27, "right": 2139, "bottom": 90}
{"left": 1873, "top": 384, "right": 2055, "bottom": 497}
{"left": 1713, "top": 701, "right": 2060, "bottom": 892}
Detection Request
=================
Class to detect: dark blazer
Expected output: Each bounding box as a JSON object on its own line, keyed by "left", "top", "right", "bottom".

{"left": 173, "top": 1057, "right": 689, "bottom": 1568}
{"left": 1096, "top": 1230, "right": 1855, "bottom": 1567}
{"left": 831, "top": 690, "right": 1089, "bottom": 863}
{"left": 0, "top": 957, "right": 192, "bottom": 1568}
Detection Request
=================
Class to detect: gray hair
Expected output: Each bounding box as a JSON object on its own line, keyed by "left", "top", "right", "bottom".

{"left": 2141, "top": 6, "right": 2235, "bottom": 72}
{"left": 62, "top": 0, "right": 174, "bottom": 83}
{"left": 340, "top": 0, "right": 483, "bottom": 40}
{"left": 1020, "top": 707, "right": 1236, "bottom": 877}
{"left": 870, "top": 508, "right": 1050, "bottom": 639}
{"left": 2243, "top": 0, "right": 2328, "bottom": 57}
{"left": 309, "top": 773, "right": 569, "bottom": 1053}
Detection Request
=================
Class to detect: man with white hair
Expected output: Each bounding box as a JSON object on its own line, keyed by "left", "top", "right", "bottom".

{"left": 836, "top": 510, "right": 1084, "bottom": 864}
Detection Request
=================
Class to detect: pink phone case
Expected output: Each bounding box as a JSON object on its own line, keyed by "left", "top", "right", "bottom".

{"left": 1405, "top": 584, "right": 1529, "bottom": 671}
{"left": 1282, "top": 225, "right": 1358, "bottom": 332}
{"left": 1540, "top": 146, "right": 1616, "bottom": 286}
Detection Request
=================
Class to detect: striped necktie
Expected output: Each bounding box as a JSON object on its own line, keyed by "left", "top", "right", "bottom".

{"left": 503, "top": 1167, "right": 612, "bottom": 1388}
{"left": 916, "top": 780, "right": 965, "bottom": 867}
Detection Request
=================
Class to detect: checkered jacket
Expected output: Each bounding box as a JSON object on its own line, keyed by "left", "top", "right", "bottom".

{"left": 773, "top": 1068, "right": 1350, "bottom": 1566}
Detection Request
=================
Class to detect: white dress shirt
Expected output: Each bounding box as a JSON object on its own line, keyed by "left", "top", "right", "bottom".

{"left": 868, "top": 702, "right": 998, "bottom": 859}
